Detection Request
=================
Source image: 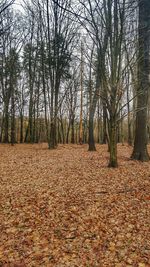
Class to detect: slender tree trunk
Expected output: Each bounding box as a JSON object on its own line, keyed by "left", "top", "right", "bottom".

{"left": 46, "top": 0, "right": 54, "bottom": 149}
{"left": 79, "top": 42, "right": 83, "bottom": 145}
{"left": 41, "top": 52, "right": 49, "bottom": 143}
{"left": 49, "top": 122, "right": 55, "bottom": 148}
{"left": 11, "top": 86, "right": 15, "bottom": 145}
{"left": 120, "top": 117, "right": 124, "bottom": 146}
{"left": 102, "top": 104, "right": 107, "bottom": 144}
{"left": 0, "top": 113, "right": 4, "bottom": 142}
{"left": 32, "top": 100, "right": 36, "bottom": 143}
{"left": 88, "top": 83, "right": 99, "bottom": 151}
{"left": 20, "top": 111, "right": 23, "bottom": 143}
{"left": 4, "top": 103, "right": 9, "bottom": 143}
{"left": 58, "top": 121, "right": 62, "bottom": 143}
{"left": 71, "top": 117, "right": 75, "bottom": 144}
{"left": 66, "top": 122, "right": 70, "bottom": 144}
{"left": 35, "top": 78, "right": 40, "bottom": 143}
{"left": 108, "top": 119, "right": 118, "bottom": 167}
{"left": 88, "top": 110, "right": 96, "bottom": 151}
{"left": 24, "top": 125, "right": 29, "bottom": 143}
{"left": 127, "top": 80, "right": 132, "bottom": 146}
{"left": 60, "top": 117, "right": 65, "bottom": 144}
{"left": 97, "top": 99, "right": 101, "bottom": 143}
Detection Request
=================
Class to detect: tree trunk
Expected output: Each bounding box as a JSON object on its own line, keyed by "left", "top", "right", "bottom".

{"left": 131, "top": 0, "right": 150, "bottom": 161}
{"left": 127, "top": 80, "right": 132, "bottom": 146}
{"left": 88, "top": 110, "right": 96, "bottom": 151}
{"left": 102, "top": 104, "right": 107, "bottom": 144}
{"left": 79, "top": 41, "right": 83, "bottom": 145}
{"left": 49, "top": 122, "right": 56, "bottom": 149}
{"left": 0, "top": 113, "right": 4, "bottom": 142}
{"left": 131, "top": 108, "right": 149, "bottom": 160}
{"left": 49, "top": 91, "right": 58, "bottom": 149}
{"left": 4, "top": 103, "right": 9, "bottom": 143}
{"left": 58, "top": 121, "right": 62, "bottom": 144}
{"left": 108, "top": 120, "right": 118, "bottom": 167}
{"left": 71, "top": 117, "right": 75, "bottom": 144}
{"left": 20, "top": 111, "right": 23, "bottom": 143}
{"left": 66, "top": 122, "right": 70, "bottom": 144}
{"left": 11, "top": 87, "right": 15, "bottom": 145}
{"left": 24, "top": 125, "right": 29, "bottom": 143}
{"left": 97, "top": 99, "right": 101, "bottom": 143}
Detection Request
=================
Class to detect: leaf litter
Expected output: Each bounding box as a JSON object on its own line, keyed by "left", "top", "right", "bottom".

{"left": 0, "top": 143, "right": 150, "bottom": 266}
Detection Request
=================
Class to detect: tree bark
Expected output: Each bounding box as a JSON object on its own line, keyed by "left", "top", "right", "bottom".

{"left": 70, "top": 117, "right": 74, "bottom": 144}
{"left": 88, "top": 111, "right": 96, "bottom": 151}
{"left": 102, "top": 104, "right": 107, "bottom": 144}
{"left": 108, "top": 120, "right": 118, "bottom": 167}
{"left": 20, "top": 112, "right": 23, "bottom": 143}
{"left": 4, "top": 103, "right": 9, "bottom": 143}
{"left": 131, "top": 0, "right": 150, "bottom": 161}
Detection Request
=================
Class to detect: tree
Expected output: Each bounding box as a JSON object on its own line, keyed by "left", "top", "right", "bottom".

{"left": 65, "top": 68, "right": 78, "bottom": 144}
{"left": 131, "top": 0, "right": 150, "bottom": 161}
{"left": 45, "top": 0, "right": 78, "bottom": 149}
{"left": 8, "top": 48, "right": 20, "bottom": 145}
{"left": 0, "top": 6, "right": 22, "bottom": 143}
{"left": 79, "top": 41, "right": 83, "bottom": 145}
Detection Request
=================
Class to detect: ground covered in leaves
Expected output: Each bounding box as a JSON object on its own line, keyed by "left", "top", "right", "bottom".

{"left": 0, "top": 143, "right": 150, "bottom": 267}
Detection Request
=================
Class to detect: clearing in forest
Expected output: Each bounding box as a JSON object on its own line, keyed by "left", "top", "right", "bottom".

{"left": 0, "top": 144, "right": 150, "bottom": 266}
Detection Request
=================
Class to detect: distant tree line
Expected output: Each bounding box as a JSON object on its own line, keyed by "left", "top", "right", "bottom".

{"left": 0, "top": 0, "right": 150, "bottom": 167}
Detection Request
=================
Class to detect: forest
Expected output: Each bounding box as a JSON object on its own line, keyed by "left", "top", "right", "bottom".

{"left": 0, "top": 0, "right": 150, "bottom": 266}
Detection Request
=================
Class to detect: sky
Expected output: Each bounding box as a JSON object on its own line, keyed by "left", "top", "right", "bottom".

{"left": 13, "top": 0, "right": 24, "bottom": 12}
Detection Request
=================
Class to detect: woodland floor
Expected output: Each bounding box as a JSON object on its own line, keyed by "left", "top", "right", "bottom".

{"left": 0, "top": 143, "right": 150, "bottom": 267}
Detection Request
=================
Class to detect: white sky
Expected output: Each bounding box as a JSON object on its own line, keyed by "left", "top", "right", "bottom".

{"left": 13, "top": 0, "right": 24, "bottom": 12}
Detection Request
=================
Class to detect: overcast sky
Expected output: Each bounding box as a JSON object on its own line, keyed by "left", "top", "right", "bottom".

{"left": 13, "top": 0, "right": 24, "bottom": 12}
